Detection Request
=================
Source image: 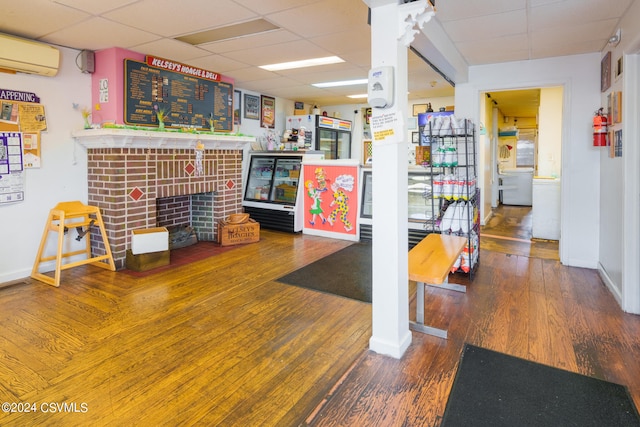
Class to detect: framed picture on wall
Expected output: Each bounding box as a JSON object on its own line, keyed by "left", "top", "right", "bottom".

{"left": 260, "top": 95, "right": 275, "bottom": 128}
{"left": 412, "top": 104, "right": 428, "bottom": 116}
{"left": 601, "top": 51, "right": 611, "bottom": 92}
{"left": 244, "top": 94, "right": 259, "bottom": 120}
{"left": 613, "top": 91, "right": 622, "bottom": 124}
{"left": 233, "top": 90, "right": 241, "bottom": 125}
{"left": 412, "top": 131, "right": 420, "bottom": 144}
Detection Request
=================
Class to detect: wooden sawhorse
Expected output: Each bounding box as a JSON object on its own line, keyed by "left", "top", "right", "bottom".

{"left": 408, "top": 233, "right": 467, "bottom": 339}
{"left": 31, "top": 201, "right": 115, "bottom": 287}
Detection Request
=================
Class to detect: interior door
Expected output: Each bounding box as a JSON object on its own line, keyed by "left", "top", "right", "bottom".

{"left": 318, "top": 128, "right": 336, "bottom": 159}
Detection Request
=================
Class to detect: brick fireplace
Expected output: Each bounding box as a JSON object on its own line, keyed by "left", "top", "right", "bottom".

{"left": 74, "top": 129, "right": 253, "bottom": 269}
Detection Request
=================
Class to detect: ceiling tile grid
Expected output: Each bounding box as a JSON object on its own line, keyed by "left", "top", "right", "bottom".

{"left": 0, "top": 0, "right": 633, "bottom": 106}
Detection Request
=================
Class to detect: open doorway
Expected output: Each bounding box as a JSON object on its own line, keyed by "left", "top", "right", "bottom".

{"left": 479, "top": 87, "right": 562, "bottom": 260}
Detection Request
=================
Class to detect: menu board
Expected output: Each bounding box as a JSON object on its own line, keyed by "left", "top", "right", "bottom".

{"left": 124, "top": 59, "right": 233, "bottom": 132}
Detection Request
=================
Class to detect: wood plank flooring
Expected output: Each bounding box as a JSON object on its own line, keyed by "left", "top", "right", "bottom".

{"left": 480, "top": 204, "right": 560, "bottom": 260}
{"left": 308, "top": 251, "right": 640, "bottom": 426}
{"left": 0, "top": 231, "right": 368, "bottom": 426}
{"left": 1, "top": 226, "right": 639, "bottom": 426}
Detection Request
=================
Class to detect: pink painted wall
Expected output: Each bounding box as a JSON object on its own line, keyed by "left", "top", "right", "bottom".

{"left": 91, "top": 47, "right": 144, "bottom": 125}
{"left": 90, "top": 47, "right": 234, "bottom": 125}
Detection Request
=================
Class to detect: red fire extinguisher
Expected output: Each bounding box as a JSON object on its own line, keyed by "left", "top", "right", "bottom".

{"left": 593, "top": 108, "right": 608, "bottom": 147}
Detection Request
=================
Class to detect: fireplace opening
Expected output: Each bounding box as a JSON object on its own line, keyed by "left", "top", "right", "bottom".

{"left": 156, "top": 192, "right": 215, "bottom": 249}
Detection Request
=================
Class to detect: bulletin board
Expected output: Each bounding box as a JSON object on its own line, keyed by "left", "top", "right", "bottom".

{"left": 0, "top": 89, "right": 47, "bottom": 204}
{"left": 124, "top": 59, "right": 234, "bottom": 131}
{"left": 0, "top": 90, "right": 45, "bottom": 169}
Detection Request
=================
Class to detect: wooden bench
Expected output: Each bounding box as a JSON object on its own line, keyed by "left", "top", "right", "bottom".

{"left": 408, "top": 233, "right": 467, "bottom": 339}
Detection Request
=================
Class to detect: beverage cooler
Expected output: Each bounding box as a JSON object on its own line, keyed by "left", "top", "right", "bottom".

{"left": 286, "top": 115, "right": 352, "bottom": 159}
{"left": 242, "top": 152, "right": 304, "bottom": 232}
{"left": 359, "top": 166, "right": 434, "bottom": 246}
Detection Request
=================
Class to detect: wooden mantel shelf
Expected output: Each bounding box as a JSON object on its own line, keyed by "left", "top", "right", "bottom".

{"left": 72, "top": 128, "right": 255, "bottom": 150}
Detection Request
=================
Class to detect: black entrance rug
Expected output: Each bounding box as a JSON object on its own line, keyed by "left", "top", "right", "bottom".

{"left": 276, "top": 243, "right": 371, "bottom": 303}
{"left": 441, "top": 344, "right": 640, "bottom": 427}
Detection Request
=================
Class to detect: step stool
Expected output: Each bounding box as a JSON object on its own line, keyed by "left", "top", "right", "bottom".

{"left": 31, "top": 201, "right": 115, "bottom": 287}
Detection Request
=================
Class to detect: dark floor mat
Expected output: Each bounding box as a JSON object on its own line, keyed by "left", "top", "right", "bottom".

{"left": 441, "top": 343, "right": 640, "bottom": 427}
{"left": 276, "top": 243, "right": 371, "bottom": 303}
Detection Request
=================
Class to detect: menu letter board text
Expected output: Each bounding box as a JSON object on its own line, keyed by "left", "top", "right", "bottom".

{"left": 124, "top": 59, "right": 233, "bottom": 132}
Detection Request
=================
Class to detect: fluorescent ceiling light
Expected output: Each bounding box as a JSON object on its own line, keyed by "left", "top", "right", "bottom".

{"left": 347, "top": 94, "right": 368, "bottom": 99}
{"left": 312, "top": 78, "right": 368, "bottom": 88}
{"left": 176, "top": 19, "right": 280, "bottom": 45}
{"left": 259, "top": 56, "right": 344, "bottom": 71}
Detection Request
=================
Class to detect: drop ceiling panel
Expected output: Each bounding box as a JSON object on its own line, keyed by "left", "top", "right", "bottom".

{"left": 0, "top": 0, "right": 89, "bottom": 40}
{"left": 0, "top": 0, "right": 632, "bottom": 107}
{"left": 436, "top": 0, "right": 527, "bottom": 22}
{"left": 222, "top": 39, "right": 333, "bottom": 66}
{"left": 531, "top": 18, "right": 619, "bottom": 47}
{"left": 129, "top": 39, "right": 211, "bottom": 63}
{"left": 530, "top": 0, "right": 631, "bottom": 29}
{"left": 52, "top": 0, "right": 139, "bottom": 15}
{"left": 236, "top": 76, "right": 304, "bottom": 92}
{"left": 283, "top": 66, "right": 368, "bottom": 85}
{"left": 311, "top": 29, "right": 371, "bottom": 56}
{"left": 102, "top": 0, "right": 257, "bottom": 37}
{"left": 222, "top": 66, "right": 280, "bottom": 82}
{"left": 442, "top": 9, "right": 528, "bottom": 42}
{"left": 456, "top": 33, "right": 529, "bottom": 64}
{"left": 197, "top": 29, "right": 300, "bottom": 54}
{"left": 266, "top": 0, "right": 369, "bottom": 39}
{"left": 232, "top": 0, "right": 318, "bottom": 15}
{"left": 43, "top": 17, "right": 161, "bottom": 51}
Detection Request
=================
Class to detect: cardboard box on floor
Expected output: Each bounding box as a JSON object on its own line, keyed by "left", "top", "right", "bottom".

{"left": 217, "top": 217, "right": 260, "bottom": 246}
{"left": 126, "top": 227, "right": 170, "bottom": 271}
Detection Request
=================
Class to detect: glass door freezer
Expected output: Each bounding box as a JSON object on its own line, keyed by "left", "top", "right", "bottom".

{"left": 242, "top": 153, "right": 303, "bottom": 232}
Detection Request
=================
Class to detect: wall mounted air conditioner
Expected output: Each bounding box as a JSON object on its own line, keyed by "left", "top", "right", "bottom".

{"left": 0, "top": 32, "right": 60, "bottom": 77}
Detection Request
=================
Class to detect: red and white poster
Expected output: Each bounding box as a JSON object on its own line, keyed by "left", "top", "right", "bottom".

{"left": 302, "top": 160, "right": 359, "bottom": 241}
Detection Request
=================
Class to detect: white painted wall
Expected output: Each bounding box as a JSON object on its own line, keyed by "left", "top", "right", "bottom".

{"left": 598, "top": 0, "right": 640, "bottom": 313}
{"left": 455, "top": 53, "right": 601, "bottom": 268}
{"left": 537, "top": 87, "right": 563, "bottom": 177}
{"left": 0, "top": 46, "right": 92, "bottom": 283}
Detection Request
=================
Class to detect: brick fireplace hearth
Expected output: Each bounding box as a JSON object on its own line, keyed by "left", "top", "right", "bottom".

{"left": 74, "top": 129, "right": 253, "bottom": 269}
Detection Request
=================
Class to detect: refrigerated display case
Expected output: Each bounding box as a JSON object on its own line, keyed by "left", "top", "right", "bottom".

{"left": 359, "top": 167, "right": 435, "bottom": 245}
{"left": 286, "top": 115, "right": 352, "bottom": 159}
{"left": 242, "top": 152, "right": 303, "bottom": 232}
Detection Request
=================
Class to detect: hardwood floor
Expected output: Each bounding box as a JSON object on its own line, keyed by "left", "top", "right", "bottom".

{"left": 309, "top": 251, "right": 640, "bottom": 426}
{"left": 0, "top": 232, "right": 369, "bottom": 426}
{"left": 480, "top": 204, "right": 560, "bottom": 260}
{"left": 1, "top": 228, "right": 639, "bottom": 426}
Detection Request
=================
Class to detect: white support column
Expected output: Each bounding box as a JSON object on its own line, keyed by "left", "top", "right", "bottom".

{"left": 366, "top": 0, "right": 430, "bottom": 358}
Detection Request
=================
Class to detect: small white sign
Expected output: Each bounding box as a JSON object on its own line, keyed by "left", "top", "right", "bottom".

{"left": 99, "top": 78, "right": 109, "bottom": 103}
{"left": 370, "top": 110, "right": 403, "bottom": 145}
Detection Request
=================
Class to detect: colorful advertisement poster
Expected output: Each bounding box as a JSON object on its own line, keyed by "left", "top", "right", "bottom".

{"left": 302, "top": 161, "right": 359, "bottom": 241}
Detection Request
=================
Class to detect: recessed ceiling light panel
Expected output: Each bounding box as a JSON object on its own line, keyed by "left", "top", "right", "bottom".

{"left": 312, "top": 78, "right": 368, "bottom": 88}
{"left": 259, "top": 56, "right": 344, "bottom": 71}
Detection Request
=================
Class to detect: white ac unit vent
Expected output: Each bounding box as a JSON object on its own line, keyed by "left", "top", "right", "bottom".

{"left": 0, "top": 33, "right": 60, "bottom": 77}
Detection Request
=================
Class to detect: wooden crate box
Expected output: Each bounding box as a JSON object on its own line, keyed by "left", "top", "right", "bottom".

{"left": 217, "top": 218, "right": 260, "bottom": 246}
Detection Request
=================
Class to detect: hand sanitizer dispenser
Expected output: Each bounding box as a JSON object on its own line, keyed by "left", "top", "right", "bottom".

{"left": 368, "top": 66, "right": 394, "bottom": 109}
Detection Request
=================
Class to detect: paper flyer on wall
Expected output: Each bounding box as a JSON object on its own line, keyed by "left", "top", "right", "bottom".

{"left": 0, "top": 89, "right": 45, "bottom": 169}
{"left": 0, "top": 131, "right": 25, "bottom": 204}
{"left": 370, "top": 110, "right": 404, "bottom": 146}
